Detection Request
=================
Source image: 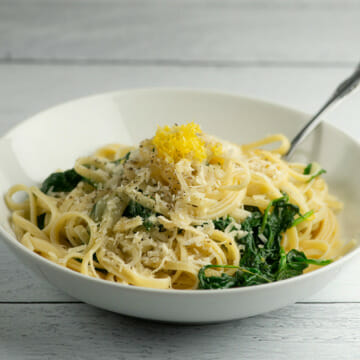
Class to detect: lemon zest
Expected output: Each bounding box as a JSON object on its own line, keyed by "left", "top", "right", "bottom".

{"left": 152, "top": 122, "right": 207, "bottom": 163}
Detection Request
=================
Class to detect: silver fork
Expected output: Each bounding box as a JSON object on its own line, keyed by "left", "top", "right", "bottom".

{"left": 285, "top": 63, "right": 360, "bottom": 160}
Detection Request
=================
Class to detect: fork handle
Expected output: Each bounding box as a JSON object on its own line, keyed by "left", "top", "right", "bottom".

{"left": 285, "top": 63, "right": 360, "bottom": 159}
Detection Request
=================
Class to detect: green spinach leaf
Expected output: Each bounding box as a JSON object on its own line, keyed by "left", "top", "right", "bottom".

{"left": 41, "top": 169, "right": 83, "bottom": 193}
{"left": 213, "top": 216, "right": 233, "bottom": 232}
{"left": 41, "top": 167, "right": 98, "bottom": 194}
{"left": 198, "top": 194, "right": 332, "bottom": 289}
{"left": 308, "top": 169, "right": 327, "bottom": 182}
{"left": 303, "top": 163, "right": 327, "bottom": 182}
{"left": 123, "top": 200, "right": 156, "bottom": 231}
{"left": 37, "top": 213, "right": 46, "bottom": 230}
{"left": 112, "top": 152, "right": 131, "bottom": 165}
{"left": 303, "top": 163, "right": 312, "bottom": 175}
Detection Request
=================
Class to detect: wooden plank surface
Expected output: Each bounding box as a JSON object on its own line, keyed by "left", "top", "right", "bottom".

{"left": 0, "top": 1, "right": 359, "bottom": 358}
{"left": 0, "top": 0, "right": 359, "bottom": 65}
{"left": 1, "top": 303, "right": 359, "bottom": 360}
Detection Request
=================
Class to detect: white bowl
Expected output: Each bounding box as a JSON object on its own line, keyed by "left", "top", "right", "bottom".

{"left": 0, "top": 89, "right": 359, "bottom": 323}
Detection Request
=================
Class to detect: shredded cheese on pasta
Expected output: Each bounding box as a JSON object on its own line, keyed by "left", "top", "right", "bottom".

{"left": 5, "top": 123, "right": 345, "bottom": 289}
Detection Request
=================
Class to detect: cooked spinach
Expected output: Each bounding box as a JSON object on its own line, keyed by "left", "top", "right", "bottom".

{"left": 37, "top": 213, "right": 46, "bottom": 230}
{"left": 198, "top": 265, "right": 241, "bottom": 289}
{"left": 291, "top": 210, "right": 314, "bottom": 227}
{"left": 41, "top": 168, "right": 97, "bottom": 193}
{"left": 123, "top": 200, "right": 153, "bottom": 219}
{"left": 145, "top": 220, "right": 156, "bottom": 231}
{"left": 276, "top": 248, "right": 331, "bottom": 280}
{"left": 112, "top": 152, "right": 131, "bottom": 165}
{"left": 41, "top": 169, "right": 83, "bottom": 193}
{"left": 123, "top": 200, "right": 156, "bottom": 231}
{"left": 198, "top": 194, "right": 332, "bottom": 289}
{"left": 303, "top": 163, "right": 327, "bottom": 182}
{"left": 213, "top": 216, "right": 233, "bottom": 232}
{"left": 198, "top": 264, "right": 271, "bottom": 289}
{"left": 308, "top": 169, "right": 327, "bottom": 182}
{"left": 91, "top": 197, "right": 158, "bottom": 230}
{"left": 303, "top": 163, "right": 312, "bottom": 175}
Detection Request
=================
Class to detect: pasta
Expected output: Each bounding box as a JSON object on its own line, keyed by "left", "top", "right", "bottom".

{"left": 5, "top": 123, "right": 345, "bottom": 290}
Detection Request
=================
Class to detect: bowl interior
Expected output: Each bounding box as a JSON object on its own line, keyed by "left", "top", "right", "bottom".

{"left": 1, "top": 89, "right": 359, "bottom": 244}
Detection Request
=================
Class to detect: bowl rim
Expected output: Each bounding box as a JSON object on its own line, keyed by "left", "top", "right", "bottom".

{"left": 3, "top": 87, "right": 308, "bottom": 139}
{"left": 1, "top": 87, "right": 359, "bottom": 296}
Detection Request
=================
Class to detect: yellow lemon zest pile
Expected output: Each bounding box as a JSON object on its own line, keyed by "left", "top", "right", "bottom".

{"left": 152, "top": 122, "right": 207, "bottom": 163}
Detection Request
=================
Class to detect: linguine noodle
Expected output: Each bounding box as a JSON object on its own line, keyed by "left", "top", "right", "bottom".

{"left": 5, "top": 123, "right": 344, "bottom": 289}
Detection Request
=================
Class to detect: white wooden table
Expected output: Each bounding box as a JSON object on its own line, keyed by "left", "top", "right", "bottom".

{"left": 0, "top": 1, "right": 359, "bottom": 358}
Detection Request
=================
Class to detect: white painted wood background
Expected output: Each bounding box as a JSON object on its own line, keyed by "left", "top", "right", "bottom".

{"left": 0, "top": 0, "right": 359, "bottom": 358}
